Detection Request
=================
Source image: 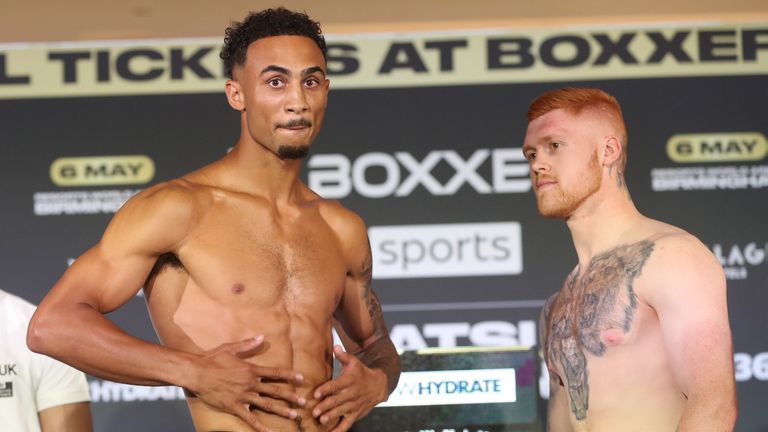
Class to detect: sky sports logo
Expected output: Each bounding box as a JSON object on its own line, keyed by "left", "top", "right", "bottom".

{"left": 369, "top": 222, "right": 522, "bottom": 279}
{"left": 378, "top": 368, "right": 517, "bottom": 407}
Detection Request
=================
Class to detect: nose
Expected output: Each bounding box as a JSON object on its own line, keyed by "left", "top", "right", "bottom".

{"left": 285, "top": 83, "right": 309, "bottom": 114}
{"left": 531, "top": 155, "right": 550, "bottom": 174}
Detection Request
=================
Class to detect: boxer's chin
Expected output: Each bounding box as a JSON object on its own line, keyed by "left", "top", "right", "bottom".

{"left": 277, "top": 145, "right": 309, "bottom": 160}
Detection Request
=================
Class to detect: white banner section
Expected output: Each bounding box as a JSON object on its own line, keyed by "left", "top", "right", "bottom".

{"left": 369, "top": 222, "right": 523, "bottom": 279}
{"left": 378, "top": 368, "right": 517, "bottom": 407}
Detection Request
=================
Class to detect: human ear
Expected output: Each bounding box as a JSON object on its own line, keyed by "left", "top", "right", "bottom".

{"left": 322, "top": 78, "right": 331, "bottom": 106}
{"left": 224, "top": 80, "right": 245, "bottom": 111}
{"left": 603, "top": 136, "right": 622, "bottom": 166}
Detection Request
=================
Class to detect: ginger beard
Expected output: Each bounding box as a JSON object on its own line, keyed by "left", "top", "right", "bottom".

{"left": 536, "top": 149, "right": 602, "bottom": 219}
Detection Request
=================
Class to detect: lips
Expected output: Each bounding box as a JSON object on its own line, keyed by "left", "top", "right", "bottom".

{"left": 278, "top": 118, "right": 312, "bottom": 130}
{"left": 276, "top": 124, "right": 310, "bottom": 135}
{"left": 536, "top": 178, "right": 557, "bottom": 190}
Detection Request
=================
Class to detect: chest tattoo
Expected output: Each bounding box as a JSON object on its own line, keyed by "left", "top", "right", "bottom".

{"left": 543, "top": 240, "right": 654, "bottom": 421}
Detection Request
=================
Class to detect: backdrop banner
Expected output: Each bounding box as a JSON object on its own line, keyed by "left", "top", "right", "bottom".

{"left": 1, "top": 20, "right": 766, "bottom": 431}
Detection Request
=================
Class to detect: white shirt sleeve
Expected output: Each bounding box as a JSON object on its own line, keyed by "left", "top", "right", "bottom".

{"left": 32, "top": 349, "right": 91, "bottom": 412}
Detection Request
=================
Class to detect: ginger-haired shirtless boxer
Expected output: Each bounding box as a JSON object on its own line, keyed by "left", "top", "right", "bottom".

{"left": 523, "top": 87, "right": 737, "bottom": 431}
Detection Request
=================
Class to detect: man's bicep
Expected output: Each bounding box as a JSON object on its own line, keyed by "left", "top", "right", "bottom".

{"left": 48, "top": 239, "right": 159, "bottom": 314}
{"left": 334, "top": 267, "right": 387, "bottom": 351}
{"left": 645, "top": 240, "right": 734, "bottom": 396}
{"left": 335, "top": 228, "right": 391, "bottom": 351}
{"left": 45, "top": 186, "right": 194, "bottom": 312}
{"left": 49, "top": 243, "right": 154, "bottom": 313}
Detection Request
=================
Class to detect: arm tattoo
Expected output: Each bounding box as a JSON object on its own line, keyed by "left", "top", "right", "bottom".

{"left": 365, "top": 290, "right": 385, "bottom": 338}
{"left": 358, "top": 290, "right": 401, "bottom": 393}
{"left": 360, "top": 252, "right": 373, "bottom": 300}
{"left": 543, "top": 240, "right": 654, "bottom": 421}
{"left": 355, "top": 240, "right": 401, "bottom": 394}
{"left": 359, "top": 240, "right": 376, "bottom": 318}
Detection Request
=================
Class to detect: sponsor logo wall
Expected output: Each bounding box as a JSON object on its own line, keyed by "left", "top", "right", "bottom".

{"left": 1, "top": 21, "right": 766, "bottom": 431}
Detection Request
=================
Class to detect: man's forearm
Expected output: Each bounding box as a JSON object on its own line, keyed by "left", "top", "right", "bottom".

{"left": 357, "top": 336, "right": 401, "bottom": 395}
{"left": 28, "top": 302, "right": 199, "bottom": 389}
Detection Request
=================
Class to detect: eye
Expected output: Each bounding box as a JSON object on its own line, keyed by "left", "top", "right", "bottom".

{"left": 267, "top": 77, "right": 284, "bottom": 88}
{"left": 550, "top": 142, "right": 561, "bottom": 150}
{"left": 304, "top": 77, "right": 321, "bottom": 88}
{"left": 526, "top": 151, "right": 536, "bottom": 161}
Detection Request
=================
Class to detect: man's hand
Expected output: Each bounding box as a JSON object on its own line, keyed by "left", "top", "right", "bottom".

{"left": 312, "top": 345, "right": 389, "bottom": 432}
{"left": 190, "top": 336, "right": 306, "bottom": 432}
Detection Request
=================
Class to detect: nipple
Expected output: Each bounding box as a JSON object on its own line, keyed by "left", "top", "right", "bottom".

{"left": 232, "top": 283, "right": 245, "bottom": 294}
{"left": 601, "top": 328, "right": 624, "bottom": 346}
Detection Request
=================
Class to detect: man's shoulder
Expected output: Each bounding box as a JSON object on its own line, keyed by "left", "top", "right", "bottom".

{"left": 134, "top": 178, "right": 205, "bottom": 202}
{"left": 102, "top": 178, "right": 217, "bottom": 248}
{"left": 631, "top": 221, "right": 727, "bottom": 320}
{"left": 644, "top": 222, "right": 713, "bottom": 261}
{"left": 622, "top": 217, "right": 708, "bottom": 258}
{"left": 309, "top": 197, "right": 368, "bottom": 250}
{"left": 635, "top": 222, "right": 723, "bottom": 294}
{"left": 123, "top": 178, "right": 213, "bottom": 217}
{"left": 315, "top": 197, "right": 366, "bottom": 228}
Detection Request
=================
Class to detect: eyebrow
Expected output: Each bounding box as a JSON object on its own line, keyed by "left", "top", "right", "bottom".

{"left": 523, "top": 135, "right": 550, "bottom": 152}
{"left": 523, "top": 133, "right": 562, "bottom": 154}
{"left": 259, "top": 65, "right": 326, "bottom": 77}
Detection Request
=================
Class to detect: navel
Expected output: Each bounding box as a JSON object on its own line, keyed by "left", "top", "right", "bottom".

{"left": 231, "top": 283, "right": 245, "bottom": 294}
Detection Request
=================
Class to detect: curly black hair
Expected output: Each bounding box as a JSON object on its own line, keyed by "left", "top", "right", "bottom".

{"left": 220, "top": 7, "right": 327, "bottom": 79}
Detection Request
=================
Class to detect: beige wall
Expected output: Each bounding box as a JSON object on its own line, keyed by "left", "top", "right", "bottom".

{"left": 2, "top": 0, "right": 768, "bottom": 43}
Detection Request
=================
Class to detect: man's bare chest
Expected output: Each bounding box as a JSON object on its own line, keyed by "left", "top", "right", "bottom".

{"left": 544, "top": 240, "right": 656, "bottom": 360}
{"left": 171, "top": 206, "right": 348, "bottom": 308}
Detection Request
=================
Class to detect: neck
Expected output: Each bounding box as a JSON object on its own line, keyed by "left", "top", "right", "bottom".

{"left": 566, "top": 182, "right": 641, "bottom": 267}
{"left": 216, "top": 137, "right": 305, "bottom": 204}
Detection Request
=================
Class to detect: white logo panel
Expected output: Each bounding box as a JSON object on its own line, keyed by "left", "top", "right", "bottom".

{"left": 369, "top": 222, "right": 522, "bottom": 279}
{"left": 379, "top": 368, "right": 517, "bottom": 407}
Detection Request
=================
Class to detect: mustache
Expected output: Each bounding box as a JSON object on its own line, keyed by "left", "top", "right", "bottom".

{"left": 278, "top": 118, "right": 312, "bottom": 128}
